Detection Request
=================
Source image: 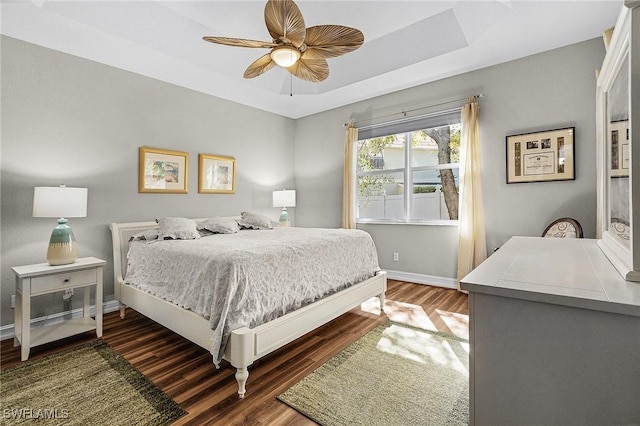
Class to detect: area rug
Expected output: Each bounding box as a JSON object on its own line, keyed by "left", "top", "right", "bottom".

{"left": 0, "top": 340, "right": 185, "bottom": 425}
{"left": 278, "top": 321, "right": 469, "bottom": 426}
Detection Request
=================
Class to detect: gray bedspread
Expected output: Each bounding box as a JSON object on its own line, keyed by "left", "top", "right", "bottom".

{"left": 124, "top": 227, "right": 380, "bottom": 365}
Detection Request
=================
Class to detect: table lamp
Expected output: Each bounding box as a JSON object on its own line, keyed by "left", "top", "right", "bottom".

{"left": 272, "top": 189, "right": 296, "bottom": 227}
{"left": 33, "top": 185, "right": 88, "bottom": 265}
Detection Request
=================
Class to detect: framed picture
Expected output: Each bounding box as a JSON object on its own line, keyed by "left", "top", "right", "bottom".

{"left": 198, "top": 154, "right": 236, "bottom": 194}
{"left": 610, "top": 120, "right": 629, "bottom": 177}
{"left": 506, "top": 127, "right": 575, "bottom": 184}
{"left": 139, "top": 147, "right": 188, "bottom": 193}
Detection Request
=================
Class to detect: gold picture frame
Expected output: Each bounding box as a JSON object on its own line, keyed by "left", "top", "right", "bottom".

{"left": 198, "top": 154, "right": 236, "bottom": 194}
{"left": 506, "top": 127, "right": 575, "bottom": 184}
{"left": 138, "top": 147, "right": 189, "bottom": 193}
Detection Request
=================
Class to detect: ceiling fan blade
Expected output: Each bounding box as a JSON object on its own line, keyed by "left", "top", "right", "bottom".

{"left": 244, "top": 53, "right": 277, "bottom": 79}
{"left": 302, "top": 25, "right": 364, "bottom": 60}
{"left": 287, "top": 58, "right": 329, "bottom": 82}
{"left": 264, "top": 0, "right": 306, "bottom": 48}
{"left": 203, "top": 36, "right": 276, "bottom": 49}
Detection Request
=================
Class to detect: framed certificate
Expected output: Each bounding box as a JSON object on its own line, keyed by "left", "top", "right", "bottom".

{"left": 506, "top": 127, "right": 575, "bottom": 184}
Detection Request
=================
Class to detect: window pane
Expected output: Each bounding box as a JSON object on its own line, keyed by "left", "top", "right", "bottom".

{"left": 357, "top": 135, "right": 405, "bottom": 173}
{"left": 411, "top": 168, "right": 459, "bottom": 220}
{"left": 357, "top": 171, "right": 404, "bottom": 220}
{"left": 411, "top": 124, "right": 460, "bottom": 168}
{"left": 355, "top": 110, "right": 462, "bottom": 224}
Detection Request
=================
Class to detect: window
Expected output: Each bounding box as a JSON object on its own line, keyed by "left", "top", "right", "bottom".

{"left": 356, "top": 109, "right": 461, "bottom": 224}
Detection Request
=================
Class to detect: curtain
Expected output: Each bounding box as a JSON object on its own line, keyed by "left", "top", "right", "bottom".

{"left": 342, "top": 126, "right": 358, "bottom": 229}
{"left": 457, "top": 97, "right": 487, "bottom": 289}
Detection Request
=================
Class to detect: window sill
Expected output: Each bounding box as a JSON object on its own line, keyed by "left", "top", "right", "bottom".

{"left": 356, "top": 220, "right": 459, "bottom": 227}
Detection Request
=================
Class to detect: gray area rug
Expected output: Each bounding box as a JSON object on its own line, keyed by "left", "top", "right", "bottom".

{"left": 1, "top": 340, "right": 185, "bottom": 425}
{"left": 278, "top": 321, "right": 469, "bottom": 426}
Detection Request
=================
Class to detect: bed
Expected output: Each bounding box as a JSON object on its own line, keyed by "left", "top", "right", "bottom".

{"left": 109, "top": 216, "right": 387, "bottom": 398}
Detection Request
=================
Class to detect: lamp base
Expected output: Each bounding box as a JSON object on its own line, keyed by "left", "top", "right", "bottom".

{"left": 279, "top": 207, "right": 290, "bottom": 227}
{"left": 47, "top": 219, "right": 78, "bottom": 266}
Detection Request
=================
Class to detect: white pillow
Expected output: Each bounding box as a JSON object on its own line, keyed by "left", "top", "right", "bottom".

{"left": 198, "top": 217, "right": 240, "bottom": 234}
{"left": 238, "top": 211, "right": 274, "bottom": 230}
{"left": 156, "top": 217, "right": 200, "bottom": 240}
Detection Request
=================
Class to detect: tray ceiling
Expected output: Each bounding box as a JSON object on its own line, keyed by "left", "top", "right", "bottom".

{"left": 1, "top": 0, "right": 621, "bottom": 118}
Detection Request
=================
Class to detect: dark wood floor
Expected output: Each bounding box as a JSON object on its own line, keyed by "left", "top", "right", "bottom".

{"left": 1, "top": 280, "right": 468, "bottom": 426}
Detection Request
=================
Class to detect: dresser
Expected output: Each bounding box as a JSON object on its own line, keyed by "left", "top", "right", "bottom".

{"left": 460, "top": 237, "right": 640, "bottom": 425}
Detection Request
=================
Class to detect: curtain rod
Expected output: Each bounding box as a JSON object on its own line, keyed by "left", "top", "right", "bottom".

{"left": 344, "top": 93, "right": 484, "bottom": 129}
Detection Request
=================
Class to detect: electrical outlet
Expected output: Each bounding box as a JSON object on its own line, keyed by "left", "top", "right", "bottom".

{"left": 393, "top": 252, "right": 399, "bottom": 261}
{"left": 11, "top": 295, "right": 15, "bottom": 309}
{"left": 63, "top": 289, "right": 74, "bottom": 300}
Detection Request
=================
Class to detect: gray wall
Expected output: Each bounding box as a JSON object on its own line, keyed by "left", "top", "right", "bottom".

{"left": 1, "top": 36, "right": 606, "bottom": 327}
{"left": 0, "top": 36, "right": 295, "bottom": 326}
{"left": 294, "top": 38, "right": 605, "bottom": 278}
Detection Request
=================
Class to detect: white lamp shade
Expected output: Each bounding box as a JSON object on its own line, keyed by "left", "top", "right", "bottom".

{"left": 273, "top": 190, "right": 296, "bottom": 208}
{"left": 33, "top": 187, "right": 88, "bottom": 218}
{"left": 270, "top": 47, "right": 300, "bottom": 67}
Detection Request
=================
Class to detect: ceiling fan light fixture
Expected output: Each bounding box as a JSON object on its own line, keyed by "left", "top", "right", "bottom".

{"left": 270, "top": 46, "right": 300, "bottom": 67}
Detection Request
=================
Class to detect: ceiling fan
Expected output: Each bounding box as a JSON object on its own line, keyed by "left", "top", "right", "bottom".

{"left": 203, "top": 0, "right": 364, "bottom": 83}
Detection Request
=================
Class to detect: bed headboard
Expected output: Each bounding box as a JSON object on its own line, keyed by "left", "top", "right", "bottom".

{"left": 109, "top": 217, "right": 240, "bottom": 300}
{"left": 109, "top": 220, "right": 159, "bottom": 288}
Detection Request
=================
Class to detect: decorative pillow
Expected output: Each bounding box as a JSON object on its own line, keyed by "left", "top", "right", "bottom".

{"left": 129, "top": 229, "right": 159, "bottom": 241}
{"left": 198, "top": 228, "right": 215, "bottom": 237}
{"left": 198, "top": 217, "right": 240, "bottom": 234}
{"left": 156, "top": 217, "right": 200, "bottom": 240}
{"left": 238, "top": 211, "right": 273, "bottom": 230}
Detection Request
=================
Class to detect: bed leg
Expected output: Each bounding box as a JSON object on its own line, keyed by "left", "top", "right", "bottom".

{"left": 119, "top": 304, "right": 126, "bottom": 319}
{"left": 379, "top": 293, "right": 385, "bottom": 311}
{"left": 228, "top": 326, "right": 253, "bottom": 399}
{"left": 235, "top": 367, "right": 249, "bottom": 399}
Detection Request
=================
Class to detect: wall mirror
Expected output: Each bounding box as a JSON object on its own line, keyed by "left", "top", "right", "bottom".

{"left": 608, "top": 55, "right": 630, "bottom": 245}
{"left": 596, "top": 2, "right": 639, "bottom": 282}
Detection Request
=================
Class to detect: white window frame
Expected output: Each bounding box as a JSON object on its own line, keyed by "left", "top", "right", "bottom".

{"left": 354, "top": 110, "right": 461, "bottom": 226}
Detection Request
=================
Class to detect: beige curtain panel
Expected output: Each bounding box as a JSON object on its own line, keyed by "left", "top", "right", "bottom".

{"left": 342, "top": 126, "right": 358, "bottom": 229}
{"left": 457, "top": 97, "right": 487, "bottom": 289}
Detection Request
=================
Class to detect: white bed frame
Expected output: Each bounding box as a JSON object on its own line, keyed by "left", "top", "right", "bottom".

{"left": 109, "top": 219, "right": 387, "bottom": 398}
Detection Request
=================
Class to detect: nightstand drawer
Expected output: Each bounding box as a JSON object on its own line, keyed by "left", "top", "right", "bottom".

{"left": 30, "top": 269, "right": 97, "bottom": 294}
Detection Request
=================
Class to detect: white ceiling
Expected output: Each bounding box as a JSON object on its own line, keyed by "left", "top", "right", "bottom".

{"left": 1, "top": 0, "right": 622, "bottom": 119}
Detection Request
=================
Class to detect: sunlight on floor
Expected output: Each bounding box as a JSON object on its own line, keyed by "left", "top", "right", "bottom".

{"left": 375, "top": 324, "right": 469, "bottom": 374}
{"left": 361, "top": 297, "right": 469, "bottom": 340}
{"left": 361, "top": 298, "right": 435, "bottom": 329}
{"left": 436, "top": 309, "right": 469, "bottom": 340}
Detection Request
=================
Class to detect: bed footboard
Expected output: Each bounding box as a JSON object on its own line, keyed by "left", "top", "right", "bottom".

{"left": 225, "top": 270, "right": 387, "bottom": 398}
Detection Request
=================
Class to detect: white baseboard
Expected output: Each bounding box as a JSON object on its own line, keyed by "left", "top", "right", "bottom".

{"left": 385, "top": 270, "right": 458, "bottom": 289}
{"left": 0, "top": 300, "right": 121, "bottom": 341}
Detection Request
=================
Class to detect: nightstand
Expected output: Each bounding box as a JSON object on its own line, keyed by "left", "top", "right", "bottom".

{"left": 12, "top": 257, "right": 106, "bottom": 361}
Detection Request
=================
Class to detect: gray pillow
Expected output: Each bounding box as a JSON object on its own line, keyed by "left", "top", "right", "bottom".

{"left": 238, "top": 211, "right": 274, "bottom": 230}
{"left": 198, "top": 217, "right": 240, "bottom": 234}
{"left": 156, "top": 217, "right": 200, "bottom": 240}
{"left": 129, "top": 229, "right": 159, "bottom": 241}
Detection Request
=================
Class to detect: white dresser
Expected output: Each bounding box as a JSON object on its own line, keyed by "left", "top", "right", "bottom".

{"left": 460, "top": 236, "right": 640, "bottom": 425}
